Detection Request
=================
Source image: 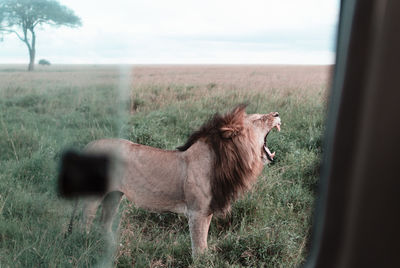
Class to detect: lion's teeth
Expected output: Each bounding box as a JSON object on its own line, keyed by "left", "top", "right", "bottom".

{"left": 263, "top": 145, "right": 276, "bottom": 160}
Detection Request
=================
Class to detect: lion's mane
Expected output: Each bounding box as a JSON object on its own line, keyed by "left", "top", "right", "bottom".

{"left": 177, "top": 105, "right": 261, "bottom": 215}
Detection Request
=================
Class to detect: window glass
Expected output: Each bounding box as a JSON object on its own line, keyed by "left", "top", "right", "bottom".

{"left": 0, "top": 0, "right": 339, "bottom": 266}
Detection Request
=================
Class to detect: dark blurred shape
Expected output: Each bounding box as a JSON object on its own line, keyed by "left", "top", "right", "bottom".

{"left": 58, "top": 151, "right": 109, "bottom": 198}
{"left": 306, "top": 0, "right": 400, "bottom": 267}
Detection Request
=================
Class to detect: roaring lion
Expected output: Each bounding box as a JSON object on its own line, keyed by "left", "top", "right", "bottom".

{"left": 78, "top": 105, "right": 281, "bottom": 256}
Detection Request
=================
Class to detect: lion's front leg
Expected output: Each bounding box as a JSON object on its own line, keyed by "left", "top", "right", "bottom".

{"left": 187, "top": 211, "right": 213, "bottom": 257}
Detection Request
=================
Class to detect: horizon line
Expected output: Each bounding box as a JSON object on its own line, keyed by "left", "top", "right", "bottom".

{"left": 0, "top": 63, "right": 335, "bottom": 66}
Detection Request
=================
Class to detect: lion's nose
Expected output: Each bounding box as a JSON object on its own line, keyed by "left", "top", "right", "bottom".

{"left": 273, "top": 112, "right": 279, "bottom": 117}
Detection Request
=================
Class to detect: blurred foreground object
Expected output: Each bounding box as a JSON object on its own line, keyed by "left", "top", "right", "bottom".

{"left": 306, "top": 0, "right": 400, "bottom": 267}
{"left": 58, "top": 151, "right": 109, "bottom": 198}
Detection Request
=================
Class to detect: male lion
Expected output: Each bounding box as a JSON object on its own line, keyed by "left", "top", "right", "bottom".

{"left": 78, "top": 105, "right": 281, "bottom": 257}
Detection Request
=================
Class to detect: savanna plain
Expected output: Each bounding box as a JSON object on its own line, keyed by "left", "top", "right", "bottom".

{"left": 0, "top": 64, "right": 330, "bottom": 267}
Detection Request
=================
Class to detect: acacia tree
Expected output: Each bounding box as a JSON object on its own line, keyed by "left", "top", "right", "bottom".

{"left": 0, "top": 0, "right": 81, "bottom": 71}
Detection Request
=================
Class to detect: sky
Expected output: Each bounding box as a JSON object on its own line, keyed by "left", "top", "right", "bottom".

{"left": 0, "top": 0, "right": 340, "bottom": 65}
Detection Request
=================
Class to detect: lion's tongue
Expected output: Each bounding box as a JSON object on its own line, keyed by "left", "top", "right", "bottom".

{"left": 264, "top": 145, "right": 275, "bottom": 160}
{"left": 276, "top": 124, "right": 281, "bottom": 132}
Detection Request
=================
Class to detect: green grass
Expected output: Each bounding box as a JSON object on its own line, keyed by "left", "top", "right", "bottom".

{"left": 0, "top": 65, "right": 328, "bottom": 267}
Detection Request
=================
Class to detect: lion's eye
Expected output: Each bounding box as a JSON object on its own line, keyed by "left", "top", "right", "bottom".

{"left": 273, "top": 113, "right": 279, "bottom": 117}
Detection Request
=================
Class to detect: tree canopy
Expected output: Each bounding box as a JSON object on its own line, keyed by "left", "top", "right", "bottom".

{"left": 0, "top": 0, "right": 81, "bottom": 70}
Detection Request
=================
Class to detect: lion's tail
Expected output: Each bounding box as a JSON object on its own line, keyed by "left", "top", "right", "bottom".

{"left": 65, "top": 198, "right": 78, "bottom": 238}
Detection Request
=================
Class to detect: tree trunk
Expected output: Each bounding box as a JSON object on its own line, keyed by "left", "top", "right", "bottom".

{"left": 28, "top": 48, "right": 35, "bottom": 71}
{"left": 27, "top": 29, "right": 36, "bottom": 71}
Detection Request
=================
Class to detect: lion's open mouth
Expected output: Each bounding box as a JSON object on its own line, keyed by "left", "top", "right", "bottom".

{"left": 263, "top": 123, "right": 281, "bottom": 162}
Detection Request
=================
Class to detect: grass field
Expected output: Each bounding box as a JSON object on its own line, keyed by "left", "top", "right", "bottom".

{"left": 0, "top": 64, "right": 331, "bottom": 267}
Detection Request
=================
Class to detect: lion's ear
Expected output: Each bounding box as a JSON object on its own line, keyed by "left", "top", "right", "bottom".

{"left": 220, "top": 127, "right": 240, "bottom": 138}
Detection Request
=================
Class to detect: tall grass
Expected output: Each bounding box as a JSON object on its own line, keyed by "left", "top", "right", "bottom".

{"left": 0, "top": 64, "right": 330, "bottom": 267}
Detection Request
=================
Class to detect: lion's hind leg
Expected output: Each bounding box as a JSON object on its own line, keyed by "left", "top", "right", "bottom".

{"left": 100, "top": 191, "right": 123, "bottom": 233}
{"left": 82, "top": 197, "right": 102, "bottom": 234}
